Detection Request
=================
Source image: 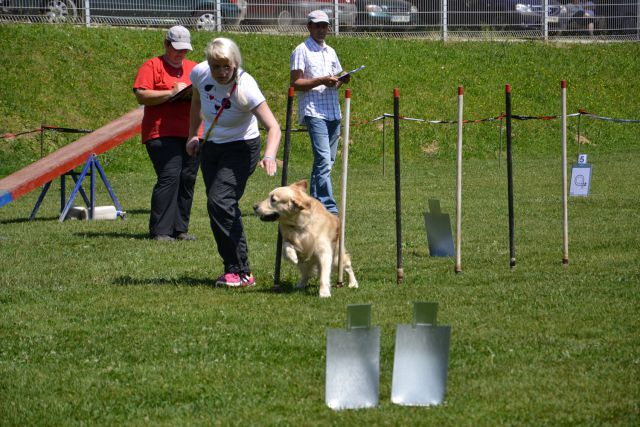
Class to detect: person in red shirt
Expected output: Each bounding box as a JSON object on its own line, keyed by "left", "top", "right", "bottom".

{"left": 133, "top": 26, "right": 201, "bottom": 241}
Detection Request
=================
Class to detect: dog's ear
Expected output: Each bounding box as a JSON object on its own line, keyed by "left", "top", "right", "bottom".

{"left": 291, "top": 180, "right": 308, "bottom": 191}
{"left": 291, "top": 192, "right": 312, "bottom": 211}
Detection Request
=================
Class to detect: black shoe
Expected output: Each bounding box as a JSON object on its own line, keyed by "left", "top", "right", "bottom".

{"left": 174, "top": 232, "right": 196, "bottom": 241}
{"left": 153, "top": 234, "right": 175, "bottom": 242}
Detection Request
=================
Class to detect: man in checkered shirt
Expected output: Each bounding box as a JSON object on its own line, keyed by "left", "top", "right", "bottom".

{"left": 290, "top": 10, "right": 351, "bottom": 215}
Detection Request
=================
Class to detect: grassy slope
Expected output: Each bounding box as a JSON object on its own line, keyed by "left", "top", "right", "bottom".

{"left": 1, "top": 25, "right": 639, "bottom": 174}
{"left": 0, "top": 25, "right": 639, "bottom": 425}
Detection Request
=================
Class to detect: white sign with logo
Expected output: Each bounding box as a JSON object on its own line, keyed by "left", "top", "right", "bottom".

{"left": 570, "top": 161, "right": 592, "bottom": 197}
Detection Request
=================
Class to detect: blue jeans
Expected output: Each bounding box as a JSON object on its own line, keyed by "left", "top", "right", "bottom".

{"left": 304, "top": 116, "right": 341, "bottom": 214}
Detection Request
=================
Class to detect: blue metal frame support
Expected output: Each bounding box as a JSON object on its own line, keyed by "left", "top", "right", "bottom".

{"left": 70, "top": 173, "right": 91, "bottom": 206}
{"left": 90, "top": 153, "right": 95, "bottom": 219}
{"left": 93, "top": 155, "right": 123, "bottom": 212}
{"left": 58, "top": 154, "right": 93, "bottom": 222}
{"left": 29, "top": 172, "right": 91, "bottom": 221}
{"left": 29, "top": 181, "right": 52, "bottom": 221}
{"left": 55, "top": 153, "right": 124, "bottom": 222}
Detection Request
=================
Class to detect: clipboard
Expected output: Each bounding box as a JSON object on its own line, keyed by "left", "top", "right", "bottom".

{"left": 168, "top": 84, "right": 192, "bottom": 102}
{"left": 338, "top": 65, "right": 365, "bottom": 82}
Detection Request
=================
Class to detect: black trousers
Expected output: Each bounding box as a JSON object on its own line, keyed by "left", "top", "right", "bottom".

{"left": 146, "top": 136, "right": 200, "bottom": 237}
{"left": 200, "top": 137, "right": 261, "bottom": 275}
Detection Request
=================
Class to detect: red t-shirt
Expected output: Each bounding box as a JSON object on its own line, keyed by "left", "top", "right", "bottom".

{"left": 133, "top": 56, "right": 198, "bottom": 143}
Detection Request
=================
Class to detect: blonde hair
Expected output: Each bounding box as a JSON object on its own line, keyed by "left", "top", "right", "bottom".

{"left": 205, "top": 37, "right": 248, "bottom": 107}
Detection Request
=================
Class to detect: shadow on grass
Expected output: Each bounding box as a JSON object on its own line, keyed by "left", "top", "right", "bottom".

{"left": 75, "top": 231, "right": 150, "bottom": 240}
{"left": 121, "top": 208, "right": 150, "bottom": 216}
{"left": 114, "top": 275, "right": 213, "bottom": 287}
{"left": 0, "top": 209, "right": 150, "bottom": 225}
{"left": 113, "top": 274, "right": 316, "bottom": 296}
{"left": 255, "top": 282, "right": 309, "bottom": 295}
{"left": 1, "top": 215, "right": 60, "bottom": 224}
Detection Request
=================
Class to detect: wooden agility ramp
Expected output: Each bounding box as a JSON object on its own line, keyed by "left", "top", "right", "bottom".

{"left": 0, "top": 107, "right": 143, "bottom": 208}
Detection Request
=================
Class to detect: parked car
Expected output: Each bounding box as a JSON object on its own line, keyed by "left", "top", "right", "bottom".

{"left": 355, "top": 0, "right": 419, "bottom": 30}
{"left": 488, "top": 0, "right": 560, "bottom": 30}
{"left": 557, "top": 0, "right": 602, "bottom": 35}
{"left": 87, "top": 0, "right": 246, "bottom": 29}
{"left": 447, "top": 0, "right": 562, "bottom": 30}
{"left": 0, "top": 0, "right": 78, "bottom": 22}
{"left": 0, "top": 0, "right": 247, "bottom": 28}
{"left": 243, "top": 0, "right": 357, "bottom": 31}
{"left": 596, "top": 0, "right": 637, "bottom": 35}
{"left": 410, "top": 0, "right": 443, "bottom": 27}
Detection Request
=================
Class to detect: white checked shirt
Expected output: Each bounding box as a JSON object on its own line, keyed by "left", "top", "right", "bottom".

{"left": 290, "top": 37, "right": 343, "bottom": 124}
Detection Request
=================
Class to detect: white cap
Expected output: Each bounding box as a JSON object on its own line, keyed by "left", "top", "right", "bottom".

{"left": 307, "top": 10, "right": 330, "bottom": 24}
{"left": 166, "top": 26, "right": 192, "bottom": 51}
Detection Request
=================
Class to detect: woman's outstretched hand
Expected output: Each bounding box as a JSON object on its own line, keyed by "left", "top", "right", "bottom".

{"left": 260, "top": 157, "right": 277, "bottom": 177}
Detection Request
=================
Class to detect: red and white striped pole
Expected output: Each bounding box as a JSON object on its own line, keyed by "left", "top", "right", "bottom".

{"left": 337, "top": 89, "right": 351, "bottom": 287}
{"left": 455, "top": 86, "right": 464, "bottom": 274}
{"left": 561, "top": 80, "right": 569, "bottom": 266}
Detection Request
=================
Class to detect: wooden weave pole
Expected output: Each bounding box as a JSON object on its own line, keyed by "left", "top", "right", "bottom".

{"left": 455, "top": 86, "right": 464, "bottom": 274}
{"left": 337, "top": 89, "right": 351, "bottom": 287}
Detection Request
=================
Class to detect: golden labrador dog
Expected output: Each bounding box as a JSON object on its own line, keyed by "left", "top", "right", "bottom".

{"left": 253, "top": 180, "right": 358, "bottom": 298}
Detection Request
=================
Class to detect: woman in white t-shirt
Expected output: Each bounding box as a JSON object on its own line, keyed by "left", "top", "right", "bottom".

{"left": 187, "top": 37, "right": 281, "bottom": 288}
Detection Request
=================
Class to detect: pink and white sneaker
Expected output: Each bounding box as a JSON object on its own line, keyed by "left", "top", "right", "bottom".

{"left": 215, "top": 272, "right": 242, "bottom": 287}
{"left": 215, "top": 272, "right": 255, "bottom": 288}
{"left": 240, "top": 273, "right": 255, "bottom": 288}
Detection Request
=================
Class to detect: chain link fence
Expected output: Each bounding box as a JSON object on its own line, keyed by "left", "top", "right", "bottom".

{"left": 1, "top": 0, "right": 638, "bottom": 40}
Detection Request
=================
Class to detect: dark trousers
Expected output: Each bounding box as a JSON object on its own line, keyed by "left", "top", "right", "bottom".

{"left": 146, "top": 136, "right": 200, "bottom": 237}
{"left": 200, "top": 137, "right": 261, "bottom": 275}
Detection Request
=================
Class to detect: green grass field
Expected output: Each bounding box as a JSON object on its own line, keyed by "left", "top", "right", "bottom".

{"left": 1, "top": 25, "right": 639, "bottom": 425}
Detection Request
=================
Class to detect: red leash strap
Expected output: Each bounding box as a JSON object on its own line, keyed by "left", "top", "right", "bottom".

{"left": 203, "top": 71, "right": 243, "bottom": 142}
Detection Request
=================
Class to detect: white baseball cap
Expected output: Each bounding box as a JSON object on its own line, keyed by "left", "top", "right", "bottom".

{"left": 307, "top": 10, "right": 330, "bottom": 24}
{"left": 166, "top": 26, "right": 192, "bottom": 51}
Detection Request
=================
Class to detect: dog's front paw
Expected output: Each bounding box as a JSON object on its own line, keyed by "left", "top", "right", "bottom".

{"left": 319, "top": 285, "right": 331, "bottom": 298}
{"left": 283, "top": 244, "right": 298, "bottom": 264}
{"left": 348, "top": 279, "right": 359, "bottom": 289}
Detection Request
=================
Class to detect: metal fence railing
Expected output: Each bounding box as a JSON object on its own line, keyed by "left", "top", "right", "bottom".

{"left": 1, "top": 0, "right": 638, "bottom": 40}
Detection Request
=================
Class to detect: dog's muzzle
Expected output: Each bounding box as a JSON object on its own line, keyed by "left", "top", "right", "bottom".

{"left": 257, "top": 213, "right": 279, "bottom": 222}
{"left": 253, "top": 204, "right": 280, "bottom": 222}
